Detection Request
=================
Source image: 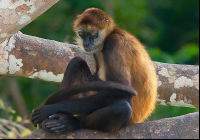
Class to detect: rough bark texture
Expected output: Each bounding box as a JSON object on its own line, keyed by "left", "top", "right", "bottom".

{"left": 0, "top": 31, "right": 95, "bottom": 80}
{"left": 21, "top": 112, "right": 199, "bottom": 139}
{"left": 0, "top": 0, "right": 59, "bottom": 43}
{"left": 0, "top": 32, "right": 199, "bottom": 108}
{"left": 156, "top": 62, "right": 199, "bottom": 108}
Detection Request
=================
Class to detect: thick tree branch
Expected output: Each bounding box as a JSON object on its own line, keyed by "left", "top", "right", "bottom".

{"left": 0, "top": 32, "right": 199, "bottom": 108}
{"left": 21, "top": 112, "right": 199, "bottom": 139}
{"left": 155, "top": 62, "right": 199, "bottom": 108}
{"left": 0, "top": 0, "right": 59, "bottom": 43}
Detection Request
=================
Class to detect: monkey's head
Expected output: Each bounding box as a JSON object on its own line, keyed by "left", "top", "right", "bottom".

{"left": 74, "top": 8, "right": 115, "bottom": 53}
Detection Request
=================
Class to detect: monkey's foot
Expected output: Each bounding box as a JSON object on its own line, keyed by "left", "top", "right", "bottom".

{"left": 40, "top": 113, "right": 80, "bottom": 134}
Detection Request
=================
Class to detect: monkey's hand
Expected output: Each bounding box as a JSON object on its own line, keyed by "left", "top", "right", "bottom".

{"left": 40, "top": 113, "right": 80, "bottom": 134}
{"left": 31, "top": 105, "right": 56, "bottom": 127}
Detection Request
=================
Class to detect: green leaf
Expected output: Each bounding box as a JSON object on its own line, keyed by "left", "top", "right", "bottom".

{"left": 21, "top": 129, "right": 32, "bottom": 137}
{"left": 15, "top": 116, "right": 22, "bottom": 123}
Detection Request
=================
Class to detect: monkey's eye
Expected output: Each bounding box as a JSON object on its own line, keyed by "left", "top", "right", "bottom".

{"left": 78, "top": 31, "right": 84, "bottom": 38}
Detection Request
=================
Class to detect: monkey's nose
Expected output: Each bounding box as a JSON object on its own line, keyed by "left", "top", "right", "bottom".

{"left": 83, "top": 41, "right": 90, "bottom": 48}
{"left": 83, "top": 37, "right": 91, "bottom": 48}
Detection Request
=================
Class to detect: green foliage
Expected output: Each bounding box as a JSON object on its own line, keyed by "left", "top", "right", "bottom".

{"left": 114, "top": 0, "right": 148, "bottom": 36}
{"left": 172, "top": 43, "right": 199, "bottom": 64}
{"left": 146, "top": 43, "right": 199, "bottom": 64}
{"left": 149, "top": 105, "right": 198, "bottom": 121}
{"left": 0, "top": 99, "right": 31, "bottom": 139}
{"left": 145, "top": 0, "right": 199, "bottom": 54}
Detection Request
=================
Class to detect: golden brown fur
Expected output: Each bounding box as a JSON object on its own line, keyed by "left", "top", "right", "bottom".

{"left": 74, "top": 8, "right": 158, "bottom": 124}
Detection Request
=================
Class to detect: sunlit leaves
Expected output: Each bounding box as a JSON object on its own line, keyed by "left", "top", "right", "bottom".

{"left": 0, "top": 99, "right": 31, "bottom": 139}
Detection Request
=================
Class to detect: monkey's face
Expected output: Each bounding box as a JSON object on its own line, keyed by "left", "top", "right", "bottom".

{"left": 75, "top": 27, "right": 107, "bottom": 53}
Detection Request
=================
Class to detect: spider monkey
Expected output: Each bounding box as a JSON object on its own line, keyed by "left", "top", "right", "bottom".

{"left": 31, "top": 8, "right": 157, "bottom": 133}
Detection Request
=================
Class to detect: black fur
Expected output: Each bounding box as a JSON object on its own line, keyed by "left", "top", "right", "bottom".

{"left": 31, "top": 57, "right": 134, "bottom": 133}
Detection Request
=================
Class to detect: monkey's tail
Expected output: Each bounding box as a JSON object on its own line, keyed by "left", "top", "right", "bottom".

{"left": 45, "top": 81, "right": 137, "bottom": 105}
{"left": 60, "top": 81, "right": 136, "bottom": 97}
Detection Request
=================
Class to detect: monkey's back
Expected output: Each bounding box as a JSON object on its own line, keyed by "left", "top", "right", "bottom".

{"left": 103, "top": 28, "right": 158, "bottom": 124}
{"left": 125, "top": 30, "right": 158, "bottom": 124}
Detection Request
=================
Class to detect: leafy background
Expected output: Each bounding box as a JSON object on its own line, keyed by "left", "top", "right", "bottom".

{"left": 0, "top": 0, "right": 199, "bottom": 138}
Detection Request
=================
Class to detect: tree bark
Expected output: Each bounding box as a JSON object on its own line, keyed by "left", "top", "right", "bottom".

{"left": 0, "top": 0, "right": 59, "bottom": 43}
{"left": 9, "top": 78, "right": 29, "bottom": 123}
{"left": 21, "top": 112, "right": 199, "bottom": 139}
{"left": 0, "top": 32, "right": 199, "bottom": 108}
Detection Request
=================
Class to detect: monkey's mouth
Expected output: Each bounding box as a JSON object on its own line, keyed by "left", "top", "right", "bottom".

{"left": 84, "top": 47, "right": 98, "bottom": 53}
{"left": 84, "top": 48, "right": 92, "bottom": 52}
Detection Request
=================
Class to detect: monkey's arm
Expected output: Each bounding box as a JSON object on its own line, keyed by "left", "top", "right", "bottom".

{"left": 31, "top": 91, "right": 132, "bottom": 127}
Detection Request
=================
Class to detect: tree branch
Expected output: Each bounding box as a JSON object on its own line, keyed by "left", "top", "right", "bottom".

{"left": 0, "top": 0, "right": 59, "bottom": 43}
{"left": 9, "top": 78, "right": 29, "bottom": 121}
{"left": 21, "top": 112, "right": 199, "bottom": 139}
{"left": 0, "top": 32, "right": 199, "bottom": 108}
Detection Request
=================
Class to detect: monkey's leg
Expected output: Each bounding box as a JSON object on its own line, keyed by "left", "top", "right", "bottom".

{"left": 40, "top": 57, "right": 94, "bottom": 133}
{"left": 60, "top": 56, "right": 94, "bottom": 90}
{"left": 45, "top": 56, "right": 94, "bottom": 105}
{"left": 82, "top": 100, "right": 132, "bottom": 132}
{"left": 33, "top": 93, "right": 133, "bottom": 133}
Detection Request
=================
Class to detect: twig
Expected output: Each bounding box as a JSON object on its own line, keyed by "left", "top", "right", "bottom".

{"left": 0, "top": 118, "right": 28, "bottom": 131}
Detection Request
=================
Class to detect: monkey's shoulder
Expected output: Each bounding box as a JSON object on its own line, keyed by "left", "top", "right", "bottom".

{"left": 103, "top": 28, "right": 137, "bottom": 53}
